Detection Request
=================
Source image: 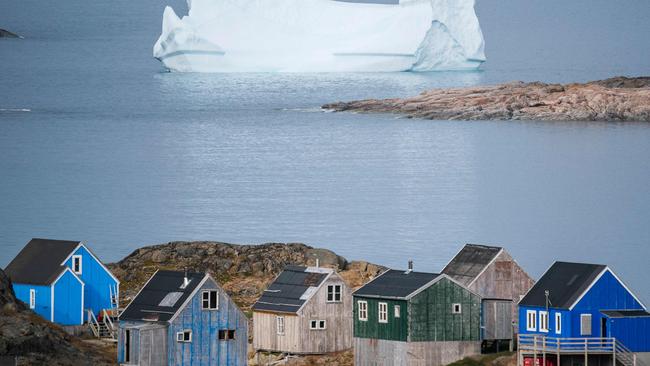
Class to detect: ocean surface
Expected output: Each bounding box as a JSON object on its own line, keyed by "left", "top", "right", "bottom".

{"left": 1, "top": 0, "right": 649, "bottom": 301}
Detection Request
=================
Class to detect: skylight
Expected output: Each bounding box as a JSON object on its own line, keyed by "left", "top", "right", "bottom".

{"left": 159, "top": 292, "right": 184, "bottom": 307}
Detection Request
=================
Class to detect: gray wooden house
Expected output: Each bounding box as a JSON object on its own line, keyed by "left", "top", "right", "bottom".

{"left": 252, "top": 265, "right": 352, "bottom": 355}
{"left": 117, "top": 270, "right": 248, "bottom": 366}
{"left": 353, "top": 264, "right": 482, "bottom": 366}
{"left": 442, "top": 244, "right": 534, "bottom": 342}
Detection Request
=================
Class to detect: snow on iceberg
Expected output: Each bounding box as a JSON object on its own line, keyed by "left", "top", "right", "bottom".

{"left": 153, "top": 0, "right": 485, "bottom": 72}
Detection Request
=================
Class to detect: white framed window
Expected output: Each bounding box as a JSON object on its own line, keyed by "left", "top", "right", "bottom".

{"left": 201, "top": 290, "right": 218, "bottom": 310}
{"left": 555, "top": 312, "right": 562, "bottom": 334}
{"left": 72, "top": 255, "right": 82, "bottom": 274}
{"left": 539, "top": 311, "right": 549, "bottom": 332}
{"left": 176, "top": 330, "right": 192, "bottom": 342}
{"left": 327, "top": 285, "right": 342, "bottom": 302}
{"left": 394, "top": 305, "right": 401, "bottom": 318}
{"left": 29, "top": 289, "right": 36, "bottom": 309}
{"left": 452, "top": 303, "right": 462, "bottom": 314}
{"left": 358, "top": 300, "right": 368, "bottom": 321}
{"left": 526, "top": 310, "right": 537, "bottom": 331}
{"left": 276, "top": 316, "right": 285, "bottom": 335}
{"left": 309, "top": 319, "right": 327, "bottom": 330}
{"left": 580, "top": 314, "right": 592, "bottom": 335}
{"left": 378, "top": 302, "right": 388, "bottom": 323}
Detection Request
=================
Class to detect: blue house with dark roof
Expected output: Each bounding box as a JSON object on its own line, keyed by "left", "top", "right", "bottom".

{"left": 118, "top": 270, "right": 248, "bottom": 366}
{"left": 4, "top": 238, "right": 119, "bottom": 326}
{"left": 518, "top": 261, "right": 649, "bottom": 366}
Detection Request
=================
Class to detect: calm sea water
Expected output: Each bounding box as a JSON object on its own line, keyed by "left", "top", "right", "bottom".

{"left": 1, "top": 0, "right": 649, "bottom": 301}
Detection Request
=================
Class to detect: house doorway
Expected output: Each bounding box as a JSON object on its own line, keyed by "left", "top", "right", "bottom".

{"left": 601, "top": 317, "right": 608, "bottom": 338}
{"left": 124, "top": 329, "right": 131, "bottom": 363}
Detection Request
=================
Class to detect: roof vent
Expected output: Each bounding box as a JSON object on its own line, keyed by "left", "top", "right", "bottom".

{"left": 180, "top": 269, "right": 191, "bottom": 289}
{"left": 405, "top": 260, "right": 413, "bottom": 274}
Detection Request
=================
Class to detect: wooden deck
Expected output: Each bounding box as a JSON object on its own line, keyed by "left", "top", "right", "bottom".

{"left": 518, "top": 335, "right": 641, "bottom": 366}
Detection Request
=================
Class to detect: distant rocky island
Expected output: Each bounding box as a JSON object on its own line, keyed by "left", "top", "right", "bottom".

{"left": 323, "top": 76, "right": 650, "bottom": 122}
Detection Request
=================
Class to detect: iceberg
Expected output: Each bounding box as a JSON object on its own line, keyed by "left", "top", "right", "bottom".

{"left": 153, "top": 0, "right": 485, "bottom": 72}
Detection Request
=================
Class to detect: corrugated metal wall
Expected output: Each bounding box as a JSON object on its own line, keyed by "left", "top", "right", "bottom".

{"left": 609, "top": 316, "right": 650, "bottom": 352}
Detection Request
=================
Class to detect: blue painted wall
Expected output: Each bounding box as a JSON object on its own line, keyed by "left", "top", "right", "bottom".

{"left": 168, "top": 278, "right": 248, "bottom": 366}
{"left": 117, "top": 321, "right": 142, "bottom": 365}
{"left": 607, "top": 316, "right": 650, "bottom": 352}
{"left": 519, "top": 269, "right": 645, "bottom": 339}
{"left": 14, "top": 283, "right": 51, "bottom": 321}
{"left": 53, "top": 270, "right": 84, "bottom": 325}
{"left": 63, "top": 244, "right": 118, "bottom": 315}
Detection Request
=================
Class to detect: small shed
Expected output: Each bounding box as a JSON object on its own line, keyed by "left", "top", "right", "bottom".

{"left": 442, "top": 244, "right": 534, "bottom": 341}
{"left": 353, "top": 266, "right": 482, "bottom": 366}
{"left": 4, "top": 238, "right": 119, "bottom": 326}
{"left": 118, "top": 270, "right": 248, "bottom": 366}
{"left": 252, "top": 265, "right": 352, "bottom": 355}
{"left": 518, "top": 261, "right": 649, "bottom": 366}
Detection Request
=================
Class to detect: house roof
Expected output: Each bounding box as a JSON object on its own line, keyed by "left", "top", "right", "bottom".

{"left": 252, "top": 265, "right": 332, "bottom": 314}
{"left": 4, "top": 238, "right": 81, "bottom": 285}
{"left": 601, "top": 310, "right": 650, "bottom": 318}
{"left": 119, "top": 270, "right": 206, "bottom": 322}
{"left": 441, "top": 244, "right": 502, "bottom": 286}
{"left": 519, "top": 261, "right": 606, "bottom": 309}
{"left": 353, "top": 269, "right": 440, "bottom": 299}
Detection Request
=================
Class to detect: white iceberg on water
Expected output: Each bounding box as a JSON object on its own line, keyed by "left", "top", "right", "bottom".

{"left": 153, "top": 0, "right": 485, "bottom": 72}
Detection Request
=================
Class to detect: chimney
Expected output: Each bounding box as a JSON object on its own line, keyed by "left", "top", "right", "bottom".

{"left": 406, "top": 260, "right": 413, "bottom": 274}
{"left": 316, "top": 258, "right": 320, "bottom": 268}
{"left": 181, "top": 268, "right": 190, "bottom": 289}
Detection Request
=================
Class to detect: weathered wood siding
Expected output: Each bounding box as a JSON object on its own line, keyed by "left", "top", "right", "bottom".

{"left": 354, "top": 338, "right": 481, "bottom": 366}
{"left": 118, "top": 322, "right": 168, "bottom": 366}
{"left": 253, "top": 272, "right": 353, "bottom": 354}
{"left": 168, "top": 277, "right": 248, "bottom": 366}
{"left": 409, "top": 277, "right": 481, "bottom": 342}
{"left": 467, "top": 250, "right": 534, "bottom": 331}
{"left": 353, "top": 297, "right": 408, "bottom": 341}
{"left": 482, "top": 299, "right": 512, "bottom": 340}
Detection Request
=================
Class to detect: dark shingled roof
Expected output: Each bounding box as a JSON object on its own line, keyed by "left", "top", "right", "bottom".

{"left": 441, "top": 244, "right": 502, "bottom": 286}
{"left": 252, "top": 265, "right": 331, "bottom": 314}
{"left": 119, "top": 270, "right": 206, "bottom": 322}
{"left": 519, "top": 261, "right": 607, "bottom": 309}
{"left": 601, "top": 310, "right": 650, "bottom": 318}
{"left": 353, "top": 269, "right": 439, "bottom": 299}
{"left": 4, "top": 238, "right": 80, "bottom": 285}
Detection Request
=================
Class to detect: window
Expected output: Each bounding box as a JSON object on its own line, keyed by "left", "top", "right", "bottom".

{"left": 176, "top": 330, "right": 192, "bottom": 342}
{"left": 555, "top": 313, "right": 562, "bottom": 334}
{"left": 202, "top": 290, "right": 218, "bottom": 310}
{"left": 218, "top": 329, "right": 236, "bottom": 340}
{"left": 539, "top": 311, "right": 549, "bottom": 332}
{"left": 276, "top": 316, "right": 285, "bottom": 335}
{"left": 72, "top": 255, "right": 82, "bottom": 274}
{"left": 378, "top": 302, "right": 388, "bottom": 323}
{"left": 452, "top": 303, "right": 462, "bottom": 314}
{"left": 394, "top": 305, "right": 401, "bottom": 318}
{"left": 358, "top": 301, "right": 368, "bottom": 321}
{"left": 327, "top": 285, "right": 342, "bottom": 302}
{"left": 310, "top": 320, "right": 327, "bottom": 330}
{"left": 526, "top": 310, "right": 537, "bottom": 331}
{"left": 29, "top": 289, "right": 35, "bottom": 309}
{"left": 580, "top": 314, "right": 592, "bottom": 335}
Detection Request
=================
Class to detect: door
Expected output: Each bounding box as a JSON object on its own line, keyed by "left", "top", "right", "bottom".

{"left": 601, "top": 317, "right": 607, "bottom": 338}
{"left": 124, "top": 329, "right": 131, "bottom": 363}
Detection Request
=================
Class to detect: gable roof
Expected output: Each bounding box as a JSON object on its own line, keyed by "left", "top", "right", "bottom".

{"left": 119, "top": 270, "right": 206, "bottom": 322}
{"left": 4, "top": 238, "right": 81, "bottom": 285}
{"left": 519, "top": 261, "right": 607, "bottom": 309}
{"left": 441, "top": 244, "right": 503, "bottom": 286}
{"left": 252, "top": 265, "right": 332, "bottom": 314}
{"left": 353, "top": 269, "right": 440, "bottom": 300}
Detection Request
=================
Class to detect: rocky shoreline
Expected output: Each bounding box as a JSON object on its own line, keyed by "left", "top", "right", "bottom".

{"left": 323, "top": 76, "right": 650, "bottom": 122}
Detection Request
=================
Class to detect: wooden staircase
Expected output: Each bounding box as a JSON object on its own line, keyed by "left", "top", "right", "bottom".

{"left": 87, "top": 284, "right": 120, "bottom": 341}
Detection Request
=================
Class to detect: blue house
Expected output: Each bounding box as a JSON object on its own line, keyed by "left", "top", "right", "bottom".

{"left": 117, "top": 270, "right": 248, "bottom": 366}
{"left": 518, "top": 261, "right": 649, "bottom": 366}
{"left": 4, "top": 238, "right": 120, "bottom": 326}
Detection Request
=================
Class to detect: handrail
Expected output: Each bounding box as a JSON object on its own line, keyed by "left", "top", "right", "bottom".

{"left": 102, "top": 309, "right": 116, "bottom": 339}
{"left": 518, "top": 335, "right": 640, "bottom": 366}
{"left": 87, "top": 309, "right": 100, "bottom": 338}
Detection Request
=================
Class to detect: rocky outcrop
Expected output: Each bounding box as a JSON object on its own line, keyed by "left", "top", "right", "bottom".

{"left": 0, "top": 270, "right": 114, "bottom": 366}
{"left": 323, "top": 76, "right": 650, "bottom": 122}
{"left": 109, "top": 241, "right": 385, "bottom": 310}
{"left": 0, "top": 29, "right": 22, "bottom": 38}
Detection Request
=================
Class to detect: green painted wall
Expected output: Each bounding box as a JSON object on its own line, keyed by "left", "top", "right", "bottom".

{"left": 409, "top": 277, "right": 481, "bottom": 342}
{"left": 353, "top": 297, "right": 408, "bottom": 341}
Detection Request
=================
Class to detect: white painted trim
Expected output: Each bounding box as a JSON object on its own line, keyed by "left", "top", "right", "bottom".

{"left": 555, "top": 312, "right": 562, "bottom": 334}
{"left": 358, "top": 300, "right": 368, "bottom": 321}
{"left": 276, "top": 315, "right": 285, "bottom": 335}
{"left": 580, "top": 313, "right": 592, "bottom": 335}
{"left": 119, "top": 269, "right": 160, "bottom": 319}
{"left": 526, "top": 310, "right": 537, "bottom": 331}
{"left": 606, "top": 268, "right": 647, "bottom": 310}
{"left": 201, "top": 289, "right": 219, "bottom": 310}
{"left": 394, "top": 304, "right": 401, "bottom": 318}
{"left": 452, "top": 303, "right": 462, "bottom": 314}
{"left": 81, "top": 281, "right": 85, "bottom": 324}
{"left": 539, "top": 311, "right": 549, "bottom": 332}
{"left": 295, "top": 270, "right": 335, "bottom": 314}
{"left": 50, "top": 286, "right": 54, "bottom": 321}
{"left": 29, "top": 288, "right": 36, "bottom": 309}
{"left": 566, "top": 267, "right": 646, "bottom": 311}
{"left": 72, "top": 255, "right": 82, "bottom": 275}
{"left": 61, "top": 242, "right": 120, "bottom": 284}
{"left": 467, "top": 248, "right": 504, "bottom": 288}
{"left": 378, "top": 302, "right": 388, "bottom": 323}
{"left": 168, "top": 274, "right": 210, "bottom": 323}
{"left": 50, "top": 267, "right": 85, "bottom": 324}
{"left": 326, "top": 284, "right": 343, "bottom": 303}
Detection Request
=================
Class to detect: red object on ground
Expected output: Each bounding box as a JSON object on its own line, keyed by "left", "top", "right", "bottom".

{"left": 524, "top": 357, "right": 556, "bottom": 366}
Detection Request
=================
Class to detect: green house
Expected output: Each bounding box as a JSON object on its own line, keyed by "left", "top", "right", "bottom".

{"left": 353, "top": 266, "right": 482, "bottom": 366}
